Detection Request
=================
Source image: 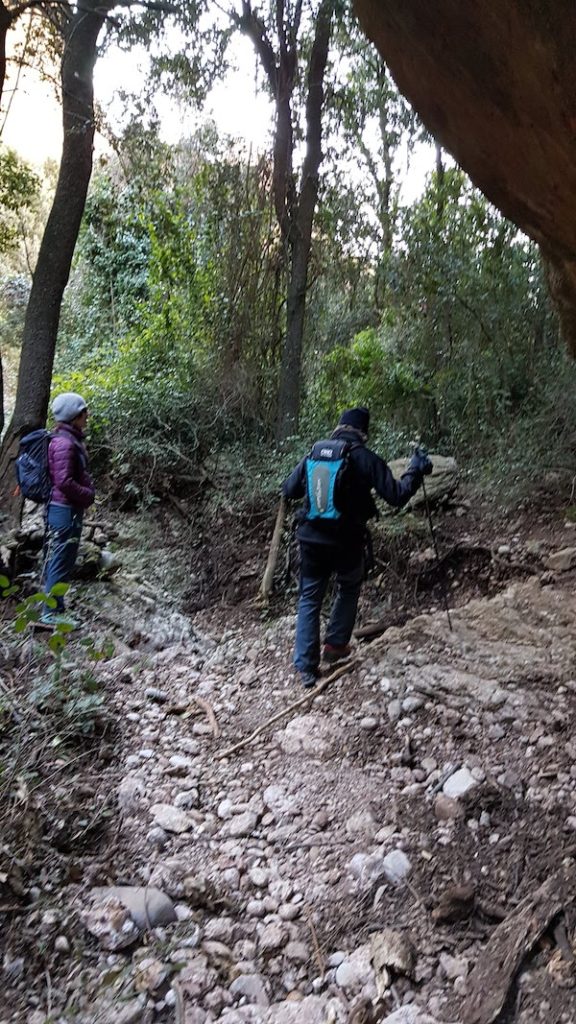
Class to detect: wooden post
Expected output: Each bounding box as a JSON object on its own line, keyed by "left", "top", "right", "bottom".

{"left": 258, "top": 495, "right": 287, "bottom": 600}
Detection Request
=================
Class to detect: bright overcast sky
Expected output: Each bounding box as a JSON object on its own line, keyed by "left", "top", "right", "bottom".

{"left": 1, "top": 27, "right": 274, "bottom": 163}
{"left": 1, "top": 17, "right": 434, "bottom": 202}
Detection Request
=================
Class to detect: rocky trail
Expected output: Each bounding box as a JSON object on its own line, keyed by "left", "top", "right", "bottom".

{"left": 3, "top": 493, "right": 576, "bottom": 1024}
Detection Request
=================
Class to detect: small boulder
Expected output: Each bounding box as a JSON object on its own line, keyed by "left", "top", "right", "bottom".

{"left": 151, "top": 803, "right": 194, "bottom": 834}
{"left": 224, "top": 810, "right": 259, "bottom": 838}
{"left": 92, "top": 885, "right": 177, "bottom": 929}
{"left": 134, "top": 956, "right": 170, "bottom": 993}
{"left": 348, "top": 851, "right": 387, "bottom": 886}
{"left": 335, "top": 942, "right": 373, "bottom": 992}
{"left": 442, "top": 767, "right": 477, "bottom": 800}
{"left": 434, "top": 794, "right": 463, "bottom": 821}
{"left": 229, "top": 973, "right": 270, "bottom": 1006}
{"left": 545, "top": 547, "right": 576, "bottom": 572}
{"left": 382, "top": 849, "right": 412, "bottom": 884}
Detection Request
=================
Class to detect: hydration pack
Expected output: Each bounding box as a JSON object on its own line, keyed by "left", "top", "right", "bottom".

{"left": 305, "top": 438, "right": 356, "bottom": 520}
{"left": 14, "top": 429, "right": 52, "bottom": 503}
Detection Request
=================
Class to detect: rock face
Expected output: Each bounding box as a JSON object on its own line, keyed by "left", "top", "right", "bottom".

{"left": 387, "top": 456, "right": 458, "bottom": 509}
{"left": 353, "top": 0, "right": 576, "bottom": 353}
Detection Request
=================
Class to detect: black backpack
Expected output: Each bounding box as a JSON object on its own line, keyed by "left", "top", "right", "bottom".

{"left": 15, "top": 429, "right": 53, "bottom": 504}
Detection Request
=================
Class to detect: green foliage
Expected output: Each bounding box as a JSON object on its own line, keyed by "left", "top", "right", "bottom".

{"left": 312, "top": 328, "right": 423, "bottom": 416}
{"left": 0, "top": 577, "right": 110, "bottom": 745}
{"left": 49, "top": 86, "right": 572, "bottom": 502}
{"left": 27, "top": 669, "right": 105, "bottom": 743}
{"left": 301, "top": 165, "right": 569, "bottom": 486}
{"left": 0, "top": 145, "right": 40, "bottom": 255}
{"left": 56, "top": 130, "right": 283, "bottom": 501}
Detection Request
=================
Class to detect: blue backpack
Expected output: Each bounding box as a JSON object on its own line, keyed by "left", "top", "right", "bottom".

{"left": 15, "top": 429, "right": 53, "bottom": 503}
{"left": 305, "top": 438, "right": 356, "bottom": 520}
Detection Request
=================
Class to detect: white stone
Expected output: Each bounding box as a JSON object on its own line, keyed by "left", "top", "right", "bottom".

{"left": 442, "top": 767, "right": 478, "bottom": 800}
{"left": 174, "top": 789, "right": 199, "bottom": 809}
{"left": 346, "top": 809, "right": 377, "bottom": 836}
{"left": 267, "top": 995, "right": 347, "bottom": 1023}
{"left": 387, "top": 700, "right": 402, "bottom": 722}
{"left": 225, "top": 810, "right": 259, "bottom": 838}
{"left": 218, "top": 798, "right": 234, "bottom": 819}
{"left": 249, "top": 867, "right": 270, "bottom": 888}
{"left": 360, "top": 716, "right": 378, "bottom": 730}
{"left": 381, "top": 1008, "right": 440, "bottom": 1024}
{"left": 117, "top": 776, "right": 146, "bottom": 812}
{"left": 348, "top": 852, "right": 386, "bottom": 885}
{"left": 382, "top": 849, "right": 412, "bottom": 884}
{"left": 278, "top": 902, "right": 300, "bottom": 921}
{"left": 335, "top": 943, "right": 373, "bottom": 991}
{"left": 168, "top": 754, "right": 194, "bottom": 771}
{"left": 402, "top": 696, "right": 424, "bottom": 713}
{"left": 439, "top": 952, "right": 469, "bottom": 980}
{"left": 151, "top": 803, "right": 194, "bottom": 834}
{"left": 229, "top": 973, "right": 270, "bottom": 1006}
{"left": 545, "top": 547, "right": 576, "bottom": 572}
{"left": 279, "top": 713, "right": 341, "bottom": 759}
{"left": 258, "top": 922, "right": 286, "bottom": 952}
{"left": 285, "top": 940, "right": 308, "bottom": 962}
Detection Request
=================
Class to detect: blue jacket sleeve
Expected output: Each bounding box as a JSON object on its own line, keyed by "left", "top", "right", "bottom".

{"left": 282, "top": 458, "right": 307, "bottom": 500}
{"left": 360, "top": 448, "right": 422, "bottom": 509}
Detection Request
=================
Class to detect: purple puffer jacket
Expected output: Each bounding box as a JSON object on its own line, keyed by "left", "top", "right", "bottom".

{"left": 48, "top": 423, "right": 95, "bottom": 510}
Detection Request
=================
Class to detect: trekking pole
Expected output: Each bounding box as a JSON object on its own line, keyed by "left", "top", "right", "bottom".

{"left": 421, "top": 475, "right": 453, "bottom": 632}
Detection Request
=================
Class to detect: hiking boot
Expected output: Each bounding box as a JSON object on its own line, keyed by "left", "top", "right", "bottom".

{"left": 323, "top": 643, "right": 351, "bottom": 664}
{"left": 299, "top": 672, "right": 317, "bottom": 689}
{"left": 37, "top": 612, "right": 79, "bottom": 631}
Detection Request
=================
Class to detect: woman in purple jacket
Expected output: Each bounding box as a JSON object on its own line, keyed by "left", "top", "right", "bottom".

{"left": 40, "top": 392, "right": 95, "bottom": 628}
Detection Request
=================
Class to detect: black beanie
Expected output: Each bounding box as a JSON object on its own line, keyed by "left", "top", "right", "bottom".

{"left": 338, "top": 407, "right": 370, "bottom": 434}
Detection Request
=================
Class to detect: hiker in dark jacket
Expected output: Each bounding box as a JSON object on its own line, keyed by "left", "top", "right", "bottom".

{"left": 282, "top": 406, "right": 432, "bottom": 687}
{"left": 40, "top": 392, "right": 95, "bottom": 628}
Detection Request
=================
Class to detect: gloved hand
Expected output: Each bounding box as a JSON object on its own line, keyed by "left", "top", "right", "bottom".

{"left": 409, "top": 446, "right": 433, "bottom": 477}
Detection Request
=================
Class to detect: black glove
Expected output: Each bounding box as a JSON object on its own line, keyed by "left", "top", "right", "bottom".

{"left": 409, "top": 446, "right": 433, "bottom": 476}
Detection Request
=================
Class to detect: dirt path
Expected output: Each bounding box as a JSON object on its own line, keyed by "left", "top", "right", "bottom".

{"left": 3, "top": 504, "right": 576, "bottom": 1024}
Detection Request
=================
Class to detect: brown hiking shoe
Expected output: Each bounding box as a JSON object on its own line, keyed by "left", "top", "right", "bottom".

{"left": 323, "top": 643, "right": 351, "bottom": 664}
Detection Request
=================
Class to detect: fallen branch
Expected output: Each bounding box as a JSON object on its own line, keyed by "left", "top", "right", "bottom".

{"left": 464, "top": 859, "right": 576, "bottom": 1024}
{"left": 217, "top": 619, "right": 403, "bottom": 761}
{"left": 218, "top": 659, "right": 357, "bottom": 759}
{"left": 306, "top": 906, "right": 326, "bottom": 975}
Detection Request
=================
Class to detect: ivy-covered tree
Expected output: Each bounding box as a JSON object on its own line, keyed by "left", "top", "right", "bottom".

{"left": 228, "top": 0, "right": 336, "bottom": 438}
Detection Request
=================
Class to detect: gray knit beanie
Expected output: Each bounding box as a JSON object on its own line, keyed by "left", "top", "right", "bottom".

{"left": 52, "top": 392, "right": 87, "bottom": 423}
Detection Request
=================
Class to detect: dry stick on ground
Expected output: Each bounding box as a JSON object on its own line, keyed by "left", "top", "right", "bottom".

{"left": 258, "top": 495, "right": 286, "bottom": 600}
{"left": 305, "top": 906, "right": 326, "bottom": 975}
{"left": 173, "top": 980, "right": 185, "bottom": 1024}
{"left": 217, "top": 624, "right": 416, "bottom": 760}
{"left": 218, "top": 660, "right": 358, "bottom": 759}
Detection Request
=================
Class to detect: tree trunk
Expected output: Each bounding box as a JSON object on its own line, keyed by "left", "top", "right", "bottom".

{"left": 0, "top": 3, "right": 11, "bottom": 110}
{"left": 276, "top": 0, "right": 334, "bottom": 439}
{"left": 0, "top": 347, "right": 4, "bottom": 437}
{"left": 435, "top": 142, "right": 445, "bottom": 218}
{"left": 0, "top": 0, "right": 108, "bottom": 518}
